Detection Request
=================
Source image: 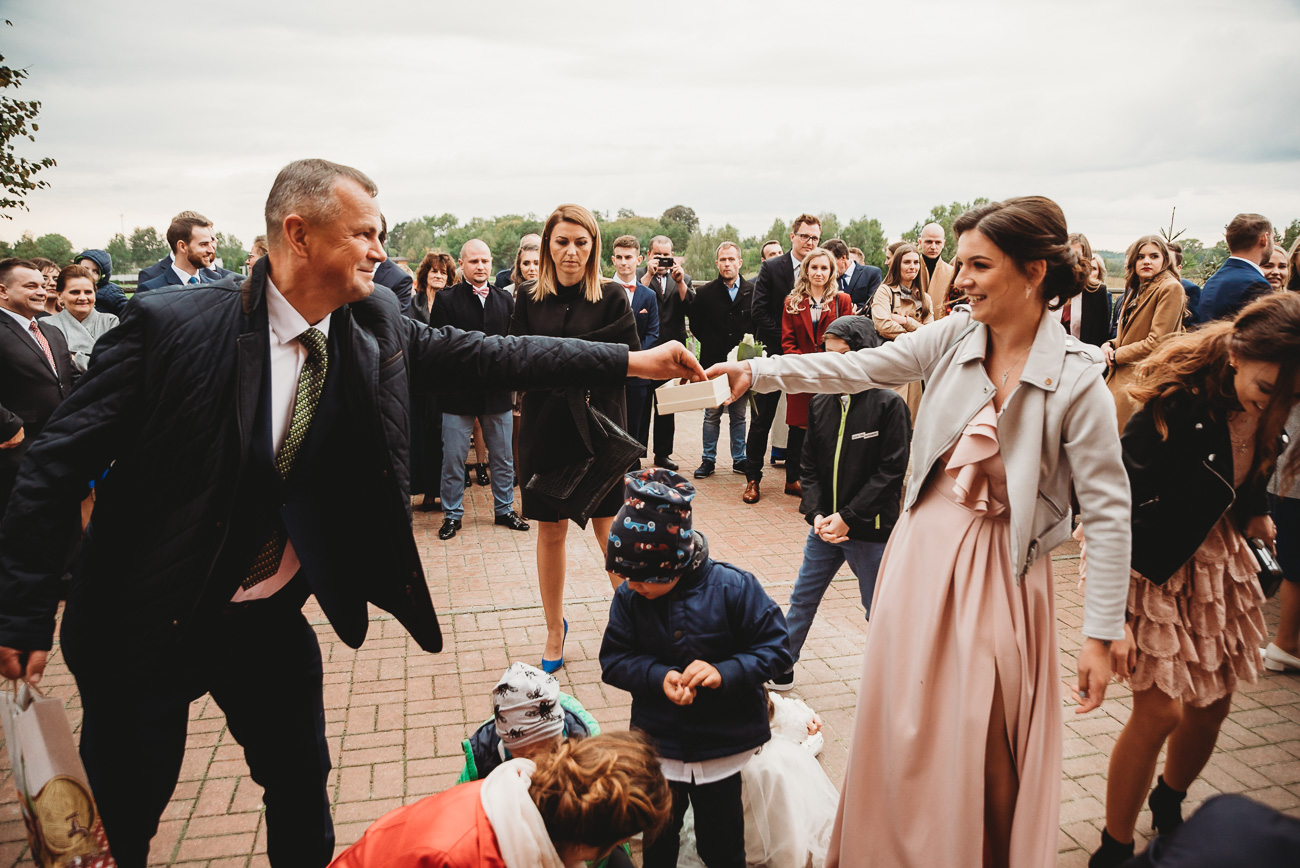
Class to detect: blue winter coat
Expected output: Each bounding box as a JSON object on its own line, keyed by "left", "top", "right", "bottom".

{"left": 76, "top": 249, "right": 127, "bottom": 317}
{"left": 599, "top": 534, "right": 791, "bottom": 762}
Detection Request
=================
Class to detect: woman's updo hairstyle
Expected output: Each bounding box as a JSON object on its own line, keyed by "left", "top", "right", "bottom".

{"left": 951, "top": 196, "right": 1088, "bottom": 310}
{"left": 529, "top": 731, "right": 671, "bottom": 852}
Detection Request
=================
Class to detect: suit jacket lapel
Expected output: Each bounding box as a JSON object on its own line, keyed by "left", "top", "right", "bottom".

{"left": 2, "top": 315, "right": 58, "bottom": 379}
{"left": 799, "top": 303, "right": 815, "bottom": 347}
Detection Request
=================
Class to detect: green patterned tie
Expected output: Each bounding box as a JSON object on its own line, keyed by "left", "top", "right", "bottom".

{"left": 242, "top": 327, "right": 330, "bottom": 590}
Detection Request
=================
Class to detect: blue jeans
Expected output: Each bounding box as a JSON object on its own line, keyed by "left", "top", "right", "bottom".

{"left": 784, "top": 529, "right": 885, "bottom": 671}
{"left": 701, "top": 400, "right": 747, "bottom": 464}
{"left": 440, "top": 411, "right": 514, "bottom": 520}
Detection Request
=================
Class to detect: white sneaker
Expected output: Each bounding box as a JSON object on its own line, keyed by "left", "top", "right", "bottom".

{"left": 1262, "top": 643, "right": 1300, "bottom": 672}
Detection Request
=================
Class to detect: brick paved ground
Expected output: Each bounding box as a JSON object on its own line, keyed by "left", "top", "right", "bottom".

{"left": 0, "top": 409, "right": 1297, "bottom": 866}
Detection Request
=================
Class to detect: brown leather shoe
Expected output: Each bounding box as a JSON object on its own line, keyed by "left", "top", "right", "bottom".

{"left": 742, "top": 480, "right": 760, "bottom": 504}
{"left": 784, "top": 481, "right": 802, "bottom": 497}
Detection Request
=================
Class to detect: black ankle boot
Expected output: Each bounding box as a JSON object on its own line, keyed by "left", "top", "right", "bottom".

{"left": 1088, "top": 829, "right": 1134, "bottom": 868}
{"left": 1148, "top": 775, "right": 1186, "bottom": 837}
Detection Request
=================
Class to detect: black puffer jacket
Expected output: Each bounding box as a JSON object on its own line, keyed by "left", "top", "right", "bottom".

{"left": 0, "top": 259, "right": 630, "bottom": 652}
{"left": 799, "top": 316, "right": 910, "bottom": 542}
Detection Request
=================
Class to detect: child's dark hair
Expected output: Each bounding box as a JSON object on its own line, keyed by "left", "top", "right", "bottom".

{"left": 530, "top": 731, "right": 672, "bottom": 851}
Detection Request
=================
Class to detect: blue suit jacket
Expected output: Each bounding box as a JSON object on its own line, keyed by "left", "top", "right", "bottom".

{"left": 1181, "top": 278, "right": 1202, "bottom": 326}
{"left": 136, "top": 264, "right": 232, "bottom": 293}
{"left": 136, "top": 255, "right": 172, "bottom": 287}
{"left": 841, "top": 263, "right": 883, "bottom": 309}
{"left": 374, "top": 259, "right": 414, "bottom": 316}
{"left": 624, "top": 281, "right": 659, "bottom": 386}
{"left": 1198, "top": 258, "right": 1271, "bottom": 322}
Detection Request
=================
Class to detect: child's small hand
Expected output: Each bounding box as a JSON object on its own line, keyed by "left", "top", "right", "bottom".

{"left": 817, "top": 513, "right": 850, "bottom": 543}
{"left": 681, "top": 660, "right": 722, "bottom": 690}
{"left": 807, "top": 714, "right": 823, "bottom": 736}
{"left": 664, "top": 670, "right": 696, "bottom": 705}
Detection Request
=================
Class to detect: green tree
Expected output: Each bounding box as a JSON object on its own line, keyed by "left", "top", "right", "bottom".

{"left": 1278, "top": 218, "right": 1299, "bottom": 253}
{"left": 840, "top": 216, "right": 887, "bottom": 269}
{"left": 902, "top": 199, "right": 990, "bottom": 260}
{"left": 11, "top": 231, "right": 73, "bottom": 264}
{"left": 215, "top": 232, "right": 247, "bottom": 272}
{"left": 683, "top": 224, "right": 741, "bottom": 279}
{"left": 657, "top": 205, "right": 698, "bottom": 252}
{"left": 816, "top": 212, "right": 841, "bottom": 243}
{"left": 0, "top": 24, "right": 56, "bottom": 219}
{"left": 129, "top": 226, "right": 169, "bottom": 267}
{"left": 106, "top": 233, "right": 131, "bottom": 270}
{"left": 763, "top": 218, "right": 789, "bottom": 246}
{"left": 597, "top": 212, "right": 663, "bottom": 275}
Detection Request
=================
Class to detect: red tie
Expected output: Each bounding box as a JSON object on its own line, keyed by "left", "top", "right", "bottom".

{"left": 28, "top": 321, "right": 57, "bottom": 372}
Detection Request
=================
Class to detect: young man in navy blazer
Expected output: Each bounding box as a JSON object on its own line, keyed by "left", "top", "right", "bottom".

{"left": 136, "top": 213, "right": 238, "bottom": 292}
{"left": 825, "top": 238, "right": 881, "bottom": 313}
{"left": 1199, "top": 213, "right": 1275, "bottom": 322}
{"left": 611, "top": 236, "right": 659, "bottom": 448}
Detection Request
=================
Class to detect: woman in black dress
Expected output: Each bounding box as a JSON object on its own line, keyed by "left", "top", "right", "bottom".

{"left": 410, "top": 252, "right": 457, "bottom": 510}
{"left": 510, "top": 204, "right": 639, "bottom": 672}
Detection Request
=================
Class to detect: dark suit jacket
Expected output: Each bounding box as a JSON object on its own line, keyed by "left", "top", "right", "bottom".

{"left": 617, "top": 281, "right": 659, "bottom": 386}
{"left": 494, "top": 267, "right": 513, "bottom": 290}
{"left": 840, "top": 263, "right": 883, "bottom": 310}
{"left": 136, "top": 264, "right": 230, "bottom": 292}
{"left": 136, "top": 255, "right": 172, "bottom": 287}
{"left": 428, "top": 282, "right": 515, "bottom": 415}
{"left": 1198, "top": 258, "right": 1272, "bottom": 322}
{"left": 375, "top": 260, "right": 414, "bottom": 316}
{"left": 0, "top": 314, "right": 77, "bottom": 517}
{"left": 689, "top": 276, "right": 754, "bottom": 367}
{"left": 1181, "top": 278, "right": 1203, "bottom": 326}
{"left": 0, "top": 260, "right": 630, "bottom": 653}
{"left": 635, "top": 266, "right": 695, "bottom": 347}
{"left": 751, "top": 252, "right": 797, "bottom": 353}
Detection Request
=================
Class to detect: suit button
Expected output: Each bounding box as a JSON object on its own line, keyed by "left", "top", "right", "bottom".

{"left": 1194, "top": 422, "right": 1203, "bottom": 430}
{"left": 1208, "top": 453, "right": 1216, "bottom": 462}
{"left": 673, "top": 629, "right": 683, "bottom": 640}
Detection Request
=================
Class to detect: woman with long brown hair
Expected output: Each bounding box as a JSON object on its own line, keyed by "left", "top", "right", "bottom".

{"left": 412, "top": 251, "right": 457, "bottom": 325}
{"left": 1062, "top": 233, "right": 1113, "bottom": 346}
{"left": 1090, "top": 292, "right": 1300, "bottom": 866}
{"left": 780, "top": 247, "right": 853, "bottom": 494}
{"left": 504, "top": 238, "right": 541, "bottom": 296}
{"left": 1101, "top": 235, "right": 1186, "bottom": 430}
{"left": 870, "top": 242, "right": 932, "bottom": 419}
{"left": 510, "top": 204, "right": 639, "bottom": 672}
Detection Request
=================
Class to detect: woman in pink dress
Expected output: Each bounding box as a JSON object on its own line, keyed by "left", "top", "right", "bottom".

{"left": 708, "top": 197, "right": 1132, "bottom": 867}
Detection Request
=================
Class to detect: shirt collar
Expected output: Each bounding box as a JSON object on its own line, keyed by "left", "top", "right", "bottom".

{"left": 172, "top": 262, "right": 199, "bottom": 284}
{"left": 842, "top": 261, "right": 855, "bottom": 281}
{"left": 1, "top": 306, "right": 35, "bottom": 329}
{"left": 724, "top": 276, "right": 740, "bottom": 292}
{"left": 1228, "top": 255, "right": 1267, "bottom": 277}
{"left": 616, "top": 274, "right": 638, "bottom": 288}
{"left": 791, "top": 250, "right": 804, "bottom": 267}
{"left": 265, "top": 277, "right": 332, "bottom": 347}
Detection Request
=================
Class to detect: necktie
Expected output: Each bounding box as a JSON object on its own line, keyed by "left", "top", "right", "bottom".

{"left": 188, "top": 275, "right": 200, "bottom": 285}
{"left": 838, "top": 275, "right": 848, "bottom": 292}
{"left": 28, "top": 321, "right": 57, "bottom": 372}
{"left": 472, "top": 284, "right": 489, "bottom": 299}
{"left": 242, "top": 327, "right": 330, "bottom": 590}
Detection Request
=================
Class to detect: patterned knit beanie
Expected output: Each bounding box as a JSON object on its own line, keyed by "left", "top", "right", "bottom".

{"left": 605, "top": 469, "right": 696, "bottom": 582}
{"left": 492, "top": 662, "right": 565, "bottom": 749}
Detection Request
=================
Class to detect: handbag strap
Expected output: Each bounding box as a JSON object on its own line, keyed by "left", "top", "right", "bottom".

{"left": 566, "top": 389, "right": 596, "bottom": 455}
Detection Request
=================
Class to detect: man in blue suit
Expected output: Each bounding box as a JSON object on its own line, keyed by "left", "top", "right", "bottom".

{"left": 611, "top": 235, "right": 659, "bottom": 446}
{"left": 1199, "top": 213, "right": 1275, "bottom": 322}
{"left": 136, "top": 213, "right": 238, "bottom": 292}
{"left": 137, "top": 211, "right": 211, "bottom": 286}
{"left": 825, "top": 238, "right": 881, "bottom": 312}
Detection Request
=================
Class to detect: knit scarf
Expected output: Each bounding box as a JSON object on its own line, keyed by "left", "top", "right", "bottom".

{"left": 479, "top": 758, "right": 568, "bottom": 868}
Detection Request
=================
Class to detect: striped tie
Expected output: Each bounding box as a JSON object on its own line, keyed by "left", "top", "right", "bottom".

{"left": 242, "top": 328, "right": 330, "bottom": 590}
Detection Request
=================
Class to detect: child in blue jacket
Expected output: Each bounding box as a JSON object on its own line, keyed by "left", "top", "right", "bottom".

{"left": 599, "top": 469, "right": 791, "bottom": 868}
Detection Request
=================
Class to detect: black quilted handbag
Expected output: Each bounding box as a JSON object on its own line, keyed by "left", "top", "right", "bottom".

{"left": 525, "top": 389, "right": 645, "bottom": 526}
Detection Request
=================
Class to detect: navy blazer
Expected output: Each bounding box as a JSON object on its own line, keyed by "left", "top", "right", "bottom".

{"left": 1198, "top": 258, "right": 1272, "bottom": 322}
{"left": 136, "top": 264, "right": 231, "bottom": 293}
{"left": 374, "top": 259, "right": 414, "bottom": 316}
{"left": 494, "top": 267, "right": 513, "bottom": 290}
{"left": 136, "top": 255, "right": 172, "bottom": 287}
{"left": 618, "top": 280, "right": 659, "bottom": 386}
{"left": 840, "top": 262, "right": 883, "bottom": 309}
{"left": 750, "top": 252, "right": 796, "bottom": 353}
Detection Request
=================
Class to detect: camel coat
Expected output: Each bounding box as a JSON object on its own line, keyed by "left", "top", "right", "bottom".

{"left": 871, "top": 283, "right": 932, "bottom": 420}
{"left": 1106, "top": 273, "right": 1185, "bottom": 430}
{"left": 920, "top": 257, "right": 955, "bottom": 319}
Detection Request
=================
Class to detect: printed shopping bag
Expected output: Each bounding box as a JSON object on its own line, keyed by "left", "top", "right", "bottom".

{"left": 0, "top": 681, "right": 114, "bottom": 867}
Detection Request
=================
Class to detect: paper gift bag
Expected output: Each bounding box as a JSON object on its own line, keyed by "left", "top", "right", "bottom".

{"left": 0, "top": 682, "right": 115, "bottom": 867}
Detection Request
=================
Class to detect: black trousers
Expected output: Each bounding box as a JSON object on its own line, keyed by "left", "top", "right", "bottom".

{"left": 785, "top": 425, "right": 806, "bottom": 485}
{"left": 643, "top": 773, "right": 745, "bottom": 868}
{"left": 625, "top": 384, "right": 650, "bottom": 449}
{"left": 744, "top": 391, "right": 782, "bottom": 482}
{"left": 642, "top": 380, "right": 676, "bottom": 460}
{"left": 62, "top": 592, "right": 333, "bottom": 868}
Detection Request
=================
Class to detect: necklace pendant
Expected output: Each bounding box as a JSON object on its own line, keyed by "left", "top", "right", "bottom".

{"left": 1001, "top": 371, "right": 1009, "bottom": 387}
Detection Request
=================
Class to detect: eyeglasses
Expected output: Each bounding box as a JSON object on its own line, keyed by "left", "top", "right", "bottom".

{"left": 794, "top": 232, "right": 820, "bottom": 244}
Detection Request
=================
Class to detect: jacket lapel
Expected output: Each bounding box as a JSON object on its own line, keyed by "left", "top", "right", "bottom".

{"left": 1, "top": 315, "right": 58, "bottom": 380}
{"left": 236, "top": 261, "right": 270, "bottom": 464}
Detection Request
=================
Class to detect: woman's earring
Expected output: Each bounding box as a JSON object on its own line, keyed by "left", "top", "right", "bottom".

{"left": 1024, "top": 285, "right": 1033, "bottom": 299}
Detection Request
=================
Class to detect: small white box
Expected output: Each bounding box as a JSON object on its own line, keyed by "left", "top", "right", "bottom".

{"left": 655, "top": 377, "right": 732, "bottom": 415}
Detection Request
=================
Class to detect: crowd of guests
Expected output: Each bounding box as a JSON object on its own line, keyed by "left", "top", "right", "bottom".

{"left": 2, "top": 181, "right": 1300, "bottom": 868}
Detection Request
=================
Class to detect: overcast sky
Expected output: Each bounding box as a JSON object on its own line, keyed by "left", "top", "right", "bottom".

{"left": 4, "top": 0, "right": 1299, "bottom": 255}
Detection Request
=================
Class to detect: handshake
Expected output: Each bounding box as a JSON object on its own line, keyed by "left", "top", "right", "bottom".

{"left": 663, "top": 660, "right": 722, "bottom": 705}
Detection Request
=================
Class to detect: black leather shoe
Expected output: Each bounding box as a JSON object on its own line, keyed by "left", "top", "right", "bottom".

{"left": 655, "top": 456, "right": 679, "bottom": 471}
{"left": 438, "top": 518, "right": 462, "bottom": 540}
{"left": 731, "top": 464, "right": 747, "bottom": 475}
{"left": 693, "top": 460, "right": 715, "bottom": 479}
{"left": 475, "top": 463, "right": 490, "bottom": 486}
{"left": 494, "top": 511, "right": 530, "bottom": 531}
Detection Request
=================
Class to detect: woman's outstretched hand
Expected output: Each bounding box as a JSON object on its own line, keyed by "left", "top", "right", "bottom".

{"left": 627, "top": 341, "right": 706, "bottom": 383}
{"left": 702, "top": 361, "right": 753, "bottom": 404}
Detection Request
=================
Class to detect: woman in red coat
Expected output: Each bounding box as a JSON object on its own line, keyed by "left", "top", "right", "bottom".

{"left": 332, "top": 732, "right": 670, "bottom": 868}
{"left": 781, "top": 247, "right": 854, "bottom": 494}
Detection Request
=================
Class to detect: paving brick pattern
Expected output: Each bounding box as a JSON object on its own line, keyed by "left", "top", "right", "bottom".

{"left": 0, "top": 409, "right": 1296, "bottom": 866}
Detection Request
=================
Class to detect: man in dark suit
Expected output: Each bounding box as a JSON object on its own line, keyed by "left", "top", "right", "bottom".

{"left": 0, "top": 259, "right": 76, "bottom": 520}
{"left": 635, "top": 235, "right": 694, "bottom": 470}
{"left": 136, "top": 211, "right": 213, "bottom": 286}
{"left": 825, "top": 238, "right": 881, "bottom": 312}
{"left": 136, "top": 212, "right": 237, "bottom": 292}
{"left": 495, "top": 233, "right": 541, "bottom": 289}
{"left": 689, "top": 242, "right": 753, "bottom": 478}
{"left": 0, "top": 159, "right": 704, "bottom": 868}
{"left": 1199, "top": 213, "right": 1275, "bottom": 322}
{"left": 376, "top": 214, "right": 414, "bottom": 315}
{"left": 745, "top": 213, "right": 821, "bottom": 503}
{"left": 428, "top": 238, "right": 528, "bottom": 541}
{"left": 610, "top": 236, "right": 659, "bottom": 445}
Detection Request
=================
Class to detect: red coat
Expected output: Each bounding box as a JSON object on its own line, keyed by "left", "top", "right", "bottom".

{"left": 781, "top": 292, "right": 853, "bottom": 427}
{"left": 331, "top": 781, "right": 507, "bottom": 868}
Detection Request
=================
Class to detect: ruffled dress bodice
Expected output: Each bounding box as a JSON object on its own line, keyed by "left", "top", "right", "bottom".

{"left": 932, "top": 400, "right": 1009, "bottom": 517}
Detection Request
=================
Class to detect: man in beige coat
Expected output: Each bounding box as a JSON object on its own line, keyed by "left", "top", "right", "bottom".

{"left": 918, "top": 223, "right": 956, "bottom": 318}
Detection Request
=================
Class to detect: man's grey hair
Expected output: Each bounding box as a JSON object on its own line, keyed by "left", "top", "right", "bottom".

{"left": 715, "top": 241, "right": 741, "bottom": 258}
{"left": 649, "top": 235, "right": 673, "bottom": 252}
{"left": 264, "top": 158, "right": 378, "bottom": 244}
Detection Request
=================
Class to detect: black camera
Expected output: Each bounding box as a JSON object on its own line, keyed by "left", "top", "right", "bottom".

{"left": 655, "top": 256, "right": 675, "bottom": 269}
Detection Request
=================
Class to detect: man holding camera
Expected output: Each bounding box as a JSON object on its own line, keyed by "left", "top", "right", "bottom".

{"left": 636, "top": 235, "right": 693, "bottom": 470}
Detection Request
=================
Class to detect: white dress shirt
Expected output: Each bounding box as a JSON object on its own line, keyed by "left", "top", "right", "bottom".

{"left": 658, "top": 748, "right": 755, "bottom": 784}
{"left": 1227, "top": 255, "right": 1267, "bottom": 277}
{"left": 172, "top": 262, "right": 201, "bottom": 285}
{"left": 618, "top": 276, "right": 638, "bottom": 307}
{"left": 230, "top": 277, "right": 333, "bottom": 603}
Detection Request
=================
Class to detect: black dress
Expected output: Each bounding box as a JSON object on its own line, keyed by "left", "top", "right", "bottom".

{"left": 510, "top": 279, "right": 639, "bottom": 522}
{"left": 407, "top": 289, "right": 442, "bottom": 499}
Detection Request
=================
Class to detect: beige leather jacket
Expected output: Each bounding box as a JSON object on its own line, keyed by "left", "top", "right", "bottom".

{"left": 749, "top": 309, "right": 1130, "bottom": 640}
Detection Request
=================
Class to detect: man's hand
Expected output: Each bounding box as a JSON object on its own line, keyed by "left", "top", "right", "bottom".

{"left": 0, "top": 647, "right": 47, "bottom": 685}
{"left": 815, "top": 513, "right": 850, "bottom": 543}
{"left": 1070, "top": 637, "right": 1113, "bottom": 714}
{"left": 628, "top": 341, "right": 705, "bottom": 383}
{"left": 663, "top": 670, "right": 696, "bottom": 706}
{"left": 702, "top": 362, "right": 752, "bottom": 404}
{"left": 681, "top": 659, "right": 722, "bottom": 691}
{"left": 0, "top": 427, "right": 24, "bottom": 450}
{"left": 670, "top": 264, "right": 686, "bottom": 287}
